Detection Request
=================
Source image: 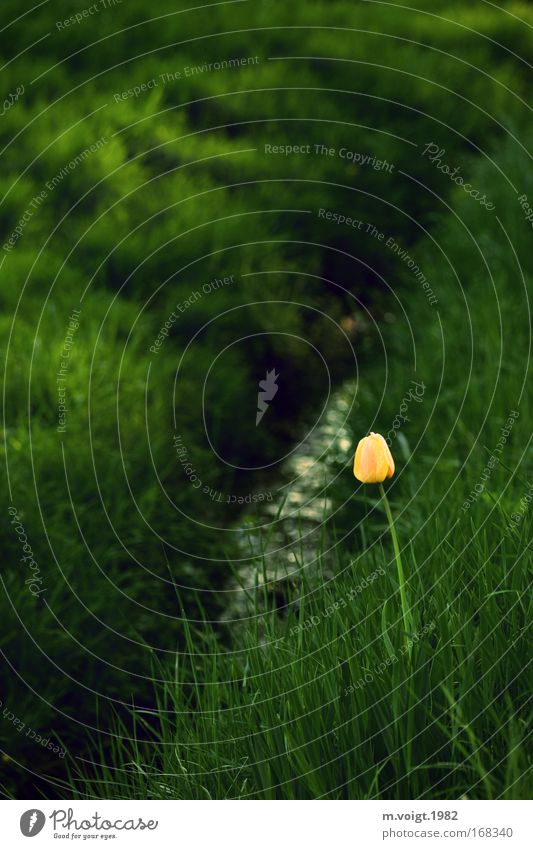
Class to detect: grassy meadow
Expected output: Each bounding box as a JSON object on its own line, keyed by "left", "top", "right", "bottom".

{"left": 0, "top": 0, "right": 531, "bottom": 799}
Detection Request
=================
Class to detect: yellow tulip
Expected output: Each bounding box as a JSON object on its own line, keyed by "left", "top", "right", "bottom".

{"left": 353, "top": 432, "right": 395, "bottom": 483}
{"left": 352, "top": 433, "right": 410, "bottom": 653}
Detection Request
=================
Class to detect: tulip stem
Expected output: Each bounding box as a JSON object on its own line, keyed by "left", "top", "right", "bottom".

{"left": 379, "top": 483, "right": 411, "bottom": 656}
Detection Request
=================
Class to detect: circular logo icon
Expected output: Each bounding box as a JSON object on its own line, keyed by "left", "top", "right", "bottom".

{"left": 20, "top": 810, "right": 46, "bottom": 837}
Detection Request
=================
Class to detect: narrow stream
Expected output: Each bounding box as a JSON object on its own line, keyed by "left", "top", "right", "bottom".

{"left": 224, "top": 380, "right": 357, "bottom": 618}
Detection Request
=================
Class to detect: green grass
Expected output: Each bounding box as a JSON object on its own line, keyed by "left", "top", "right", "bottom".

{"left": 0, "top": 0, "right": 531, "bottom": 799}
{"left": 61, "top": 515, "right": 531, "bottom": 799}
{"left": 57, "top": 125, "right": 532, "bottom": 799}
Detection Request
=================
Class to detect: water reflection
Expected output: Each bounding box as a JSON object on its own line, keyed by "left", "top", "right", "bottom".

{"left": 224, "top": 382, "right": 356, "bottom": 618}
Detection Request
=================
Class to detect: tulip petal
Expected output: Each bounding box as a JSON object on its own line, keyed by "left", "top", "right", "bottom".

{"left": 353, "top": 432, "right": 395, "bottom": 483}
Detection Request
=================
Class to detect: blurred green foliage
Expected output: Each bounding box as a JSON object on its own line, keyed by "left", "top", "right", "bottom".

{"left": 0, "top": 0, "right": 531, "bottom": 796}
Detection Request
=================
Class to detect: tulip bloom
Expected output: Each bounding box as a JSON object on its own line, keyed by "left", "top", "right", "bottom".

{"left": 353, "top": 432, "right": 395, "bottom": 483}
{"left": 352, "top": 431, "right": 412, "bottom": 654}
